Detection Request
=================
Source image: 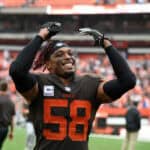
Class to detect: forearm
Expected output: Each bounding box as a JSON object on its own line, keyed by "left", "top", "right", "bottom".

{"left": 10, "top": 35, "right": 43, "bottom": 73}
{"left": 9, "top": 36, "right": 43, "bottom": 92}
{"left": 105, "top": 45, "right": 135, "bottom": 80}
{"left": 103, "top": 41, "right": 136, "bottom": 99}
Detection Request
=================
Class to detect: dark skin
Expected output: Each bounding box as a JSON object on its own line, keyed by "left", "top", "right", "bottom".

{"left": 47, "top": 47, "right": 76, "bottom": 80}
{"left": 22, "top": 27, "right": 112, "bottom": 104}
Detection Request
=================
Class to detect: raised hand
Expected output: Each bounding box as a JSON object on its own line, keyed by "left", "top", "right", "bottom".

{"left": 79, "top": 28, "right": 106, "bottom": 47}
{"left": 40, "top": 21, "right": 62, "bottom": 40}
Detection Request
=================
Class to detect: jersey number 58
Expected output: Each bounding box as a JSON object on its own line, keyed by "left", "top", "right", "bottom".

{"left": 43, "top": 99, "right": 91, "bottom": 141}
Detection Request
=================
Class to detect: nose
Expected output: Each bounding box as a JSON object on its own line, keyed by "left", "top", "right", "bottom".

{"left": 64, "top": 52, "right": 71, "bottom": 59}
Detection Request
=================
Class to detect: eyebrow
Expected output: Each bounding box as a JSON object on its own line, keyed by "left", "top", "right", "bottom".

{"left": 54, "top": 48, "right": 73, "bottom": 54}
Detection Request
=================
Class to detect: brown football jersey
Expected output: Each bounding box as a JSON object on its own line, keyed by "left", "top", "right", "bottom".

{"left": 29, "top": 73, "right": 102, "bottom": 150}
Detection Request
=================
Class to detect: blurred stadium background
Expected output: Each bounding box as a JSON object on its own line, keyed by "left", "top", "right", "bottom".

{"left": 0, "top": 0, "right": 150, "bottom": 150}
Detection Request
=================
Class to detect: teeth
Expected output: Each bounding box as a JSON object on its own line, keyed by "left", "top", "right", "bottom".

{"left": 65, "top": 63, "right": 72, "bottom": 66}
{"left": 64, "top": 63, "right": 73, "bottom": 68}
{"left": 63, "top": 62, "right": 72, "bottom": 65}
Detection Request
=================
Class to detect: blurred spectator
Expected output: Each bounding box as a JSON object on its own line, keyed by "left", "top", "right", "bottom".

{"left": 138, "top": 94, "right": 150, "bottom": 108}
{"left": 22, "top": 0, "right": 36, "bottom": 7}
{"left": 95, "top": 0, "right": 99, "bottom": 5}
{"left": 136, "top": 0, "right": 146, "bottom": 3}
{"left": 22, "top": 102, "right": 35, "bottom": 150}
{"left": 121, "top": 100, "right": 141, "bottom": 150}
{"left": 0, "top": 79, "right": 15, "bottom": 149}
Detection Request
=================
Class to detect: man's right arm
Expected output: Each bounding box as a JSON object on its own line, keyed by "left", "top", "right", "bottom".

{"left": 9, "top": 28, "right": 50, "bottom": 103}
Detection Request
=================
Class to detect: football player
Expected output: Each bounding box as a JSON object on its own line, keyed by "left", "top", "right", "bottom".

{"left": 9, "top": 22, "right": 136, "bottom": 150}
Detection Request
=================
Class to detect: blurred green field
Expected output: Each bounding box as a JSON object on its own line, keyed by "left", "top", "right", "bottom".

{"left": 3, "top": 127, "right": 150, "bottom": 150}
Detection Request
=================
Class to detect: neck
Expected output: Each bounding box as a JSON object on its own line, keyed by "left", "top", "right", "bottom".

{"left": 59, "top": 76, "right": 74, "bottom": 85}
{"left": 51, "top": 72, "right": 75, "bottom": 85}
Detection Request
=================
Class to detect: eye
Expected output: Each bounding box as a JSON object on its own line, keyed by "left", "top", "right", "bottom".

{"left": 68, "top": 51, "right": 73, "bottom": 56}
{"left": 55, "top": 52, "right": 63, "bottom": 57}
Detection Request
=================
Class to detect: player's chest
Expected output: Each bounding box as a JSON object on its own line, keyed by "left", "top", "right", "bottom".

{"left": 41, "top": 83, "right": 93, "bottom": 117}
{"left": 41, "top": 80, "right": 94, "bottom": 100}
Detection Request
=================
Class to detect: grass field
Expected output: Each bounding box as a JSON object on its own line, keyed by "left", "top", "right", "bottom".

{"left": 3, "top": 127, "right": 150, "bottom": 150}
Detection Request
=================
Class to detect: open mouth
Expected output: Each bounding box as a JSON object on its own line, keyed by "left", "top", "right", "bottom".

{"left": 63, "top": 63, "right": 74, "bottom": 70}
{"left": 62, "top": 59, "right": 75, "bottom": 69}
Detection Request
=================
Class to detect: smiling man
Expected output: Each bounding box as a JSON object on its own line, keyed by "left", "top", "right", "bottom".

{"left": 9, "top": 22, "right": 136, "bottom": 150}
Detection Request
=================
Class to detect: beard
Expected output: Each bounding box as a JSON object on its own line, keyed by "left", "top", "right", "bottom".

{"left": 59, "top": 71, "right": 75, "bottom": 79}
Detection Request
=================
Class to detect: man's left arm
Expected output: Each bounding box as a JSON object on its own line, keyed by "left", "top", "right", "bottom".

{"left": 79, "top": 28, "right": 136, "bottom": 103}
{"left": 97, "top": 39, "right": 136, "bottom": 102}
